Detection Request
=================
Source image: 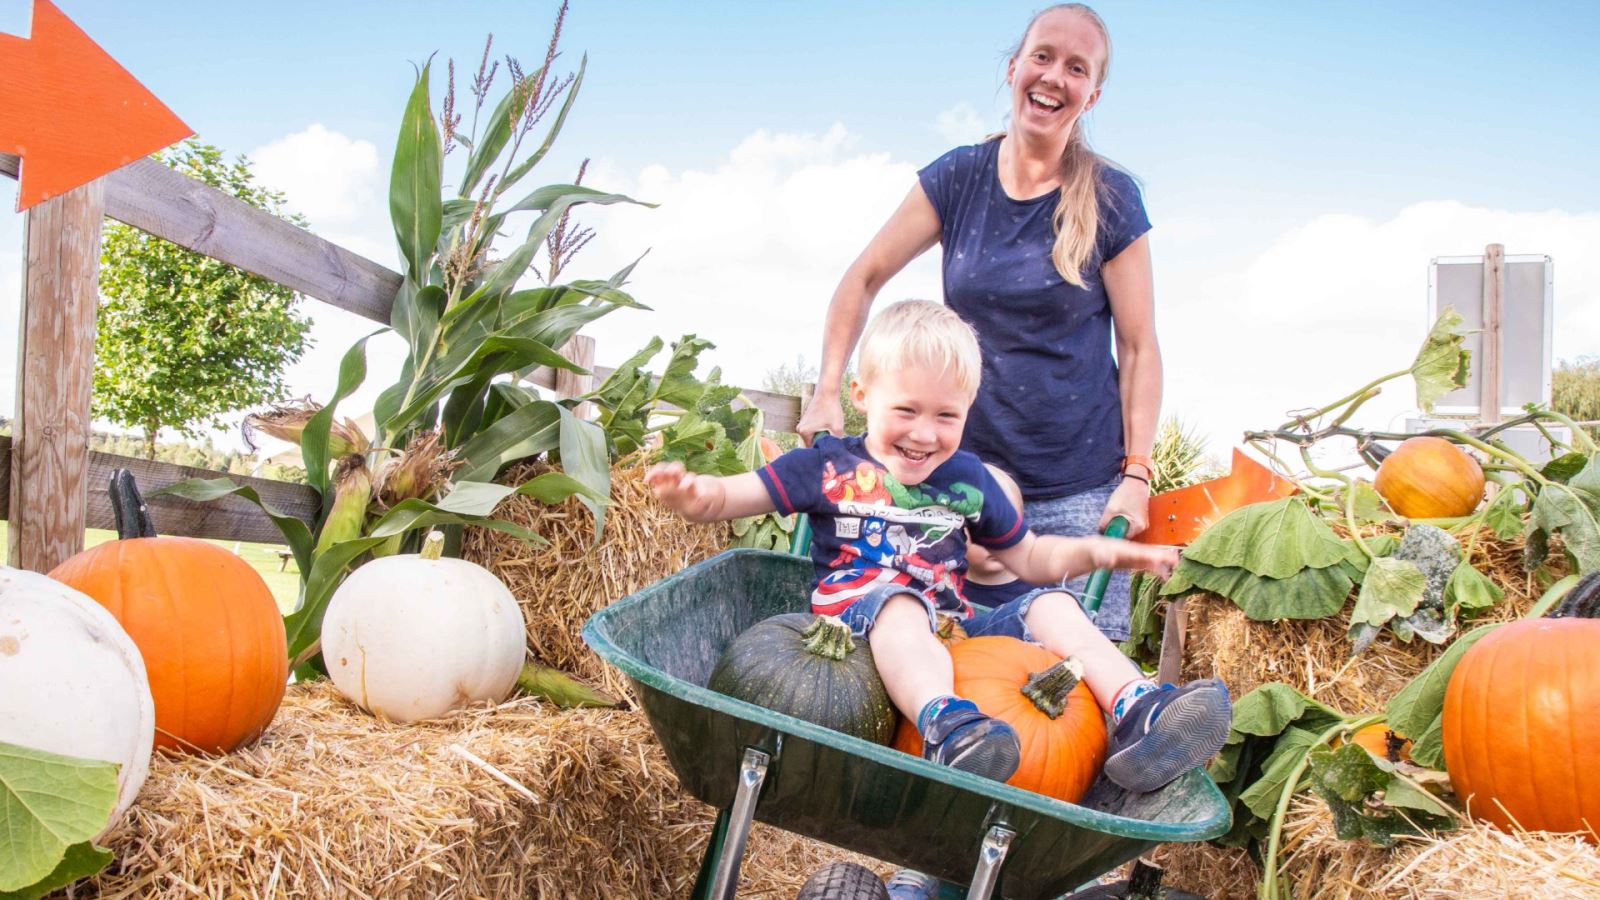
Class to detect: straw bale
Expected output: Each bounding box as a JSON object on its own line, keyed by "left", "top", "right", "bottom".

{"left": 461, "top": 457, "right": 731, "bottom": 700}
{"left": 78, "top": 681, "right": 890, "bottom": 898}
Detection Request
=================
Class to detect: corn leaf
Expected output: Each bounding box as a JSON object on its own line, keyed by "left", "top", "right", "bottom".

{"left": 390, "top": 281, "right": 445, "bottom": 362}
{"left": 556, "top": 405, "right": 611, "bottom": 539}
{"left": 386, "top": 336, "right": 581, "bottom": 434}
{"left": 390, "top": 62, "right": 443, "bottom": 282}
{"left": 516, "top": 663, "right": 619, "bottom": 709}
{"left": 302, "top": 333, "right": 379, "bottom": 496}
{"left": 151, "top": 478, "right": 315, "bottom": 575}
{"left": 0, "top": 743, "right": 119, "bottom": 894}
{"left": 458, "top": 63, "right": 539, "bottom": 200}
{"left": 473, "top": 190, "right": 641, "bottom": 302}
{"left": 499, "top": 55, "right": 584, "bottom": 192}
{"left": 452, "top": 399, "right": 562, "bottom": 484}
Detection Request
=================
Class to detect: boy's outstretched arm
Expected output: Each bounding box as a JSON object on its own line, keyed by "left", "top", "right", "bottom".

{"left": 991, "top": 532, "right": 1178, "bottom": 585}
{"left": 645, "top": 462, "right": 777, "bottom": 523}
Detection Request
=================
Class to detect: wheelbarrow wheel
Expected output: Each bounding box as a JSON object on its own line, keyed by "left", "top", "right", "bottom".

{"left": 795, "top": 861, "right": 889, "bottom": 900}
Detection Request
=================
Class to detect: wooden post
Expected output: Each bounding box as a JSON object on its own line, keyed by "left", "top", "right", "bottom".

{"left": 9, "top": 179, "right": 107, "bottom": 571}
{"left": 1481, "top": 243, "right": 1505, "bottom": 425}
{"left": 554, "top": 334, "right": 596, "bottom": 419}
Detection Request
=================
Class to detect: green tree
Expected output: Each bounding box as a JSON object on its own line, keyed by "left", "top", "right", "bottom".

{"left": 762, "top": 356, "right": 867, "bottom": 450}
{"left": 95, "top": 139, "right": 313, "bottom": 458}
{"left": 1553, "top": 356, "right": 1600, "bottom": 440}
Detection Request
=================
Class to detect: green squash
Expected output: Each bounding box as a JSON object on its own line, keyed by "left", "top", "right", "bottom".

{"left": 708, "top": 613, "right": 897, "bottom": 744}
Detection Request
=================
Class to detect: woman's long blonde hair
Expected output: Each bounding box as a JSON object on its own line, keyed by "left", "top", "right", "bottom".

{"left": 1009, "top": 3, "right": 1112, "bottom": 287}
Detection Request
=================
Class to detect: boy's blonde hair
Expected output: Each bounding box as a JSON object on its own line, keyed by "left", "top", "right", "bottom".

{"left": 856, "top": 300, "right": 982, "bottom": 401}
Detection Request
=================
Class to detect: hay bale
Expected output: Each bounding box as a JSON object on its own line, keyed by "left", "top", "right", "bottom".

{"left": 82, "top": 681, "right": 889, "bottom": 898}
{"left": 461, "top": 457, "right": 730, "bottom": 699}
{"left": 1157, "top": 529, "right": 1566, "bottom": 898}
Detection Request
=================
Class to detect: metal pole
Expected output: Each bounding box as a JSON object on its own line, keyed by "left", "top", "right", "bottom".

{"left": 709, "top": 747, "right": 770, "bottom": 899}
{"left": 965, "top": 825, "right": 1015, "bottom": 900}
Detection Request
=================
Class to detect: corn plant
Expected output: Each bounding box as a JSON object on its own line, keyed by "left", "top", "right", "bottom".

{"left": 161, "top": 10, "right": 650, "bottom": 670}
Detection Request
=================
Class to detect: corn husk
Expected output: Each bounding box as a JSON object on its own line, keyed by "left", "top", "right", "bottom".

{"left": 313, "top": 455, "right": 371, "bottom": 554}
{"left": 244, "top": 400, "right": 370, "bottom": 457}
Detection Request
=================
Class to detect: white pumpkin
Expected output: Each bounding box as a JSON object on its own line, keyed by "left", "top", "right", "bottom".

{"left": 0, "top": 566, "right": 155, "bottom": 830}
{"left": 321, "top": 533, "right": 525, "bottom": 723}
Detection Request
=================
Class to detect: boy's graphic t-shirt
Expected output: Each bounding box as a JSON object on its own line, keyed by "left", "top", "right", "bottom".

{"left": 757, "top": 434, "right": 1028, "bottom": 618}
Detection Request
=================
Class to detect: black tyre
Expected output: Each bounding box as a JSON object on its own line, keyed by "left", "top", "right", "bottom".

{"left": 795, "top": 861, "right": 890, "bottom": 900}
{"left": 1066, "top": 881, "right": 1203, "bottom": 900}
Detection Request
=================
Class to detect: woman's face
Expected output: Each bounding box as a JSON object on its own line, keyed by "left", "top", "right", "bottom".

{"left": 1007, "top": 9, "right": 1106, "bottom": 144}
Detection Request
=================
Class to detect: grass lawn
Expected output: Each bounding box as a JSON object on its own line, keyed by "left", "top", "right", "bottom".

{"left": 0, "top": 520, "right": 302, "bottom": 614}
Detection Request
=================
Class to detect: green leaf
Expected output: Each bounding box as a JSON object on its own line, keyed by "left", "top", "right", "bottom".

{"left": 390, "top": 62, "right": 443, "bottom": 281}
{"left": 1443, "top": 560, "right": 1504, "bottom": 615}
{"left": 557, "top": 406, "right": 611, "bottom": 540}
{"left": 1308, "top": 743, "right": 1456, "bottom": 846}
{"left": 458, "top": 65, "right": 536, "bottom": 199}
{"left": 284, "top": 534, "right": 391, "bottom": 661}
{"left": 1352, "top": 480, "right": 1388, "bottom": 521}
{"left": 1541, "top": 452, "right": 1590, "bottom": 484}
{"left": 474, "top": 190, "right": 642, "bottom": 302}
{"left": 1483, "top": 484, "right": 1526, "bottom": 540}
{"left": 1384, "top": 622, "right": 1498, "bottom": 754}
{"left": 1238, "top": 725, "right": 1323, "bottom": 820}
{"left": 500, "top": 55, "right": 586, "bottom": 191}
{"left": 1528, "top": 470, "right": 1600, "bottom": 574}
{"left": 1409, "top": 713, "right": 1447, "bottom": 769}
{"left": 0, "top": 742, "right": 119, "bottom": 893}
{"left": 1348, "top": 557, "right": 1427, "bottom": 630}
{"left": 1227, "top": 683, "right": 1345, "bottom": 741}
{"left": 1180, "top": 497, "right": 1348, "bottom": 580}
{"left": 516, "top": 662, "right": 619, "bottom": 709}
{"left": 1409, "top": 307, "right": 1471, "bottom": 414}
{"left": 152, "top": 478, "right": 315, "bottom": 575}
{"left": 390, "top": 281, "right": 445, "bottom": 362}
{"left": 386, "top": 336, "right": 580, "bottom": 433}
{"left": 1162, "top": 558, "right": 1354, "bottom": 621}
{"left": 0, "top": 841, "right": 113, "bottom": 900}
{"left": 302, "top": 332, "right": 379, "bottom": 496}
{"left": 1340, "top": 533, "right": 1399, "bottom": 578}
{"left": 453, "top": 399, "right": 561, "bottom": 484}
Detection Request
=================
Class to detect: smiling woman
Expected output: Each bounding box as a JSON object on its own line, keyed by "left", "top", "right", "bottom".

{"left": 797, "top": 3, "right": 1159, "bottom": 644}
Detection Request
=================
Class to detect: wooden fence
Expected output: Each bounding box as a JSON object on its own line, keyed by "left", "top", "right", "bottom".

{"left": 1, "top": 152, "right": 805, "bottom": 571}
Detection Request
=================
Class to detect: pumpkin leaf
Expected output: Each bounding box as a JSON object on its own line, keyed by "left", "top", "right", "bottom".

{"left": 1444, "top": 560, "right": 1504, "bottom": 616}
{"left": 516, "top": 663, "right": 619, "bottom": 709}
{"left": 0, "top": 743, "right": 119, "bottom": 894}
{"left": 1308, "top": 743, "right": 1456, "bottom": 846}
{"left": 1161, "top": 558, "right": 1353, "bottom": 621}
{"left": 1528, "top": 474, "right": 1600, "bottom": 575}
{"left": 151, "top": 478, "right": 316, "bottom": 576}
{"left": 1483, "top": 484, "right": 1527, "bottom": 540}
{"left": 1352, "top": 481, "right": 1389, "bottom": 521}
{"left": 1177, "top": 497, "right": 1349, "bottom": 580}
{"left": 1348, "top": 557, "right": 1427, "bottom": 631}
{"left": 1407, "top": 712, "right": 1448, "bottom": 770}
{"left": 1238, "top": 725, "right": 1324, "bottom": 820}
{"left": 1340, "top": 534, "right": 1399, "bottom": 579}
{"left": 1541, "top": 452, "right": 1590, "bottom": 484}
{"left": 1384, "top": 622, "right": 1498, "bottom": 761}
{"left": 1208, "top": 684, "right": 1347, "bottom": 853}
{"left": 1409, "top": 307, "right": 1471, "bottom": 414}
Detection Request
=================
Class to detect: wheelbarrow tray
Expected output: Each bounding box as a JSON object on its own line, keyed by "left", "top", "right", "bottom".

{"left": 583, "top": 549, "right": 1230, "bottom": 899}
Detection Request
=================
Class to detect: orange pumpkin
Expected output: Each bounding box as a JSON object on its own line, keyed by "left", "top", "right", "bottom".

{"left": 1373, "top": 436, "right": 1485, "bottom": 519}
{"left": 1442, "top": 616, "right": 1600, "bottom": 839}
{"left": 894, "top": 636, "right": 1106, "bottom": 803}
{"left": 50, "top": 470, "right": 287, "bottom": 754}
{"left": 1349, "top": 724, "right": 1412, "bottom": 763}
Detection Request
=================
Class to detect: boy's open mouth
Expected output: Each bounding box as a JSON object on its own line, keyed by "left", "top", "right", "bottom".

{"left": 896, "top": 445, "right": 932, "bottom": 463}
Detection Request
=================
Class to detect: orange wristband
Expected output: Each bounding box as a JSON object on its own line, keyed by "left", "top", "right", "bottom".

{"left": 1121, "top": 454, "right": 1156, "bottom": 481}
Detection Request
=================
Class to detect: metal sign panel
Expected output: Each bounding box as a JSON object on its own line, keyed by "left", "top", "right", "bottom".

{"left": 1427, "top": 254, "right": 1553, "bottom": 417}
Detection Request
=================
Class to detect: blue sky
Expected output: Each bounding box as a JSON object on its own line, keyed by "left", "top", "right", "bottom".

{"left": 2, "top": 0, "right": 1597, "bottom": 458}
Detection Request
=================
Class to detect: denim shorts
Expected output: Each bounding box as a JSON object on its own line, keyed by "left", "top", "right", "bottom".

{"left": 1025, "top": 478, "right": 1131, "bottom": 641}
{"left": 834, "top": 582, "right": 1070, "bottom": 643}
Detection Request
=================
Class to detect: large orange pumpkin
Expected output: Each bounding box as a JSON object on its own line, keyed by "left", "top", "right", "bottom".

{"left": 50, "top": 470, "right": 287, "bottom": 754}
{"left": 1442, "top": 614, "right": 1600, "bottom": 839}
{"left": 893, "top": 636, "right": 1106, "bottom": 803}
{"left": 1373, "top": 436, "right": 1485, "bottom": 519}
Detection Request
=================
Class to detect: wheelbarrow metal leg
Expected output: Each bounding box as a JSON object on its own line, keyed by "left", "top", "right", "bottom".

{"left": 696, "top": 747, "right": 769, "bottom": 900}
{"left": 965, "top": 824, "right": 1015, "bottom": 900}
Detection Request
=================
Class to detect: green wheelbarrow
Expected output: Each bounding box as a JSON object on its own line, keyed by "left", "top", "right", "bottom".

{"left": 582, "top": 547, "right": 1230, "bottom": 899}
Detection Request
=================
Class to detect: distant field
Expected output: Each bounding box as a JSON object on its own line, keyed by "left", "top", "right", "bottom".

{"left": 0, "top": 521, "right": 301, "bottom": 614}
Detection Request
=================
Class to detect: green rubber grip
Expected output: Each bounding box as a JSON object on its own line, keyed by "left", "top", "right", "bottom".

{"left": 1080, "top": 515, "right": 1130, "bottom": 618}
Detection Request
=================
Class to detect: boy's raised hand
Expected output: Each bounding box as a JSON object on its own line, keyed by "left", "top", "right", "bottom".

{"left": 645, "top": 461, "right": 726, "bottom": 521}
{"left": 1081, "top": 536, "right": 1179, "bottom": 580}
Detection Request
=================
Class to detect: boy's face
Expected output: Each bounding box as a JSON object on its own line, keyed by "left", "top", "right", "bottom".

{"left": 851, "top": 364, "right": 970, "bottom": 486}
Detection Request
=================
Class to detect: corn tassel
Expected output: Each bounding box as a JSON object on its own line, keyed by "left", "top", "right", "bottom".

{"left": 373, "top": 430, "right": 457, "bottom": 509}
{"left": 314, "top": 455, "right": 373, "bottom": 554}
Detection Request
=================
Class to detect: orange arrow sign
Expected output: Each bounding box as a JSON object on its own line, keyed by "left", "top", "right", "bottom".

{"left": 0, "top": 0, "right": 191, "bottom": 210}
{"left": 1134, "top": 447, "right": 1299, "bottom": 546}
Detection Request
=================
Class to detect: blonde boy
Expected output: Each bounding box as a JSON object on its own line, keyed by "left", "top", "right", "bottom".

{"left": 647, "top": 300, "right": 1228, "bottom": 791}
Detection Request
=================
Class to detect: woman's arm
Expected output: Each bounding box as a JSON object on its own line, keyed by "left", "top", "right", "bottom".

{"left": 795, "top": 183, "right": 941, "bottom": 442}
{"left": 1101, "top": 233, "right": 1161, "bottom": 536}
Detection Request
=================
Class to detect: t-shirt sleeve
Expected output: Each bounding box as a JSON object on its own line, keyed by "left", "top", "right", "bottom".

{"left": 1096, "top": 166, "right": 1153, "bottom": 264}
{"left": 756, "top": 446, "right": 824, "bottom": 516}
{"left": 916, "top": 145, "right": 969, "bottom": 227}
{"left": 968, "top": 463, "right": 1028, "bottom": 551}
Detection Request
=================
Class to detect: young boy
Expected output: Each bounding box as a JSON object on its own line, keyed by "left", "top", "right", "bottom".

{"left": 646, "top": 300, "right": 1229, "bottom": 793}
{"left": 962, "top": 465, "right": 1052, "bottom": 610}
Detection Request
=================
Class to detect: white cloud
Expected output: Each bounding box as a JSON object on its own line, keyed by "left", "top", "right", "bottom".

{"left": 936, "top": 102, "right": 989, "bottom": 145}
{"left": 1162, "top": 201, "right": 1600, "bottom": 460}
{"left": 250, "top": 124, "right": 394, "bottom": 266}
{"left": 573, "top": 124, "right": 943, "bottom": 392}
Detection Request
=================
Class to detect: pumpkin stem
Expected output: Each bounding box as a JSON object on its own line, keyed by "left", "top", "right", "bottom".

{"left": 109, "top": 469, "right": 157, "bottom": 539}
{"left": 420, "top": 530, "right": 446, "bottom": 561}
{"left": 801, "top": 615, "right": 855, "bottom": 661}
{"left": 1548, "top": 571, "right": 1600, "bottom": 619}
{"left": 1021, "top": 657, "right": 1085, "bottom": 720}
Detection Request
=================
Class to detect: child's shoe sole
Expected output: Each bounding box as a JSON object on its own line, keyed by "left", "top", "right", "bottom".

{"left": 1102, "top": 682, "right": 1230, "bottom": 794}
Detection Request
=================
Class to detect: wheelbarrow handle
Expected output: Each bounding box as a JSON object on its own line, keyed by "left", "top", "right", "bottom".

{"left": 1079, "top": 515, "right": 1130, "bottom": 620}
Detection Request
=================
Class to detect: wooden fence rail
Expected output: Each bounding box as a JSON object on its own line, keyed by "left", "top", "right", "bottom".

{"left": 2, "top": 152, "right": 805, "bottom": 563}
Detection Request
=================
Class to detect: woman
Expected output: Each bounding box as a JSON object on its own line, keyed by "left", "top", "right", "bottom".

{"left": 795, "top": 3, "right": 1159, "bottom": 641}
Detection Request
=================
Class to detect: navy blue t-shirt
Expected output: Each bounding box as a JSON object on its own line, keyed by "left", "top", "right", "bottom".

{"left": 757, "top": 435, "right": 1027, "bottom": 618}
{"left": 917, "top": 139, "right": 1152, "bottom": 500}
